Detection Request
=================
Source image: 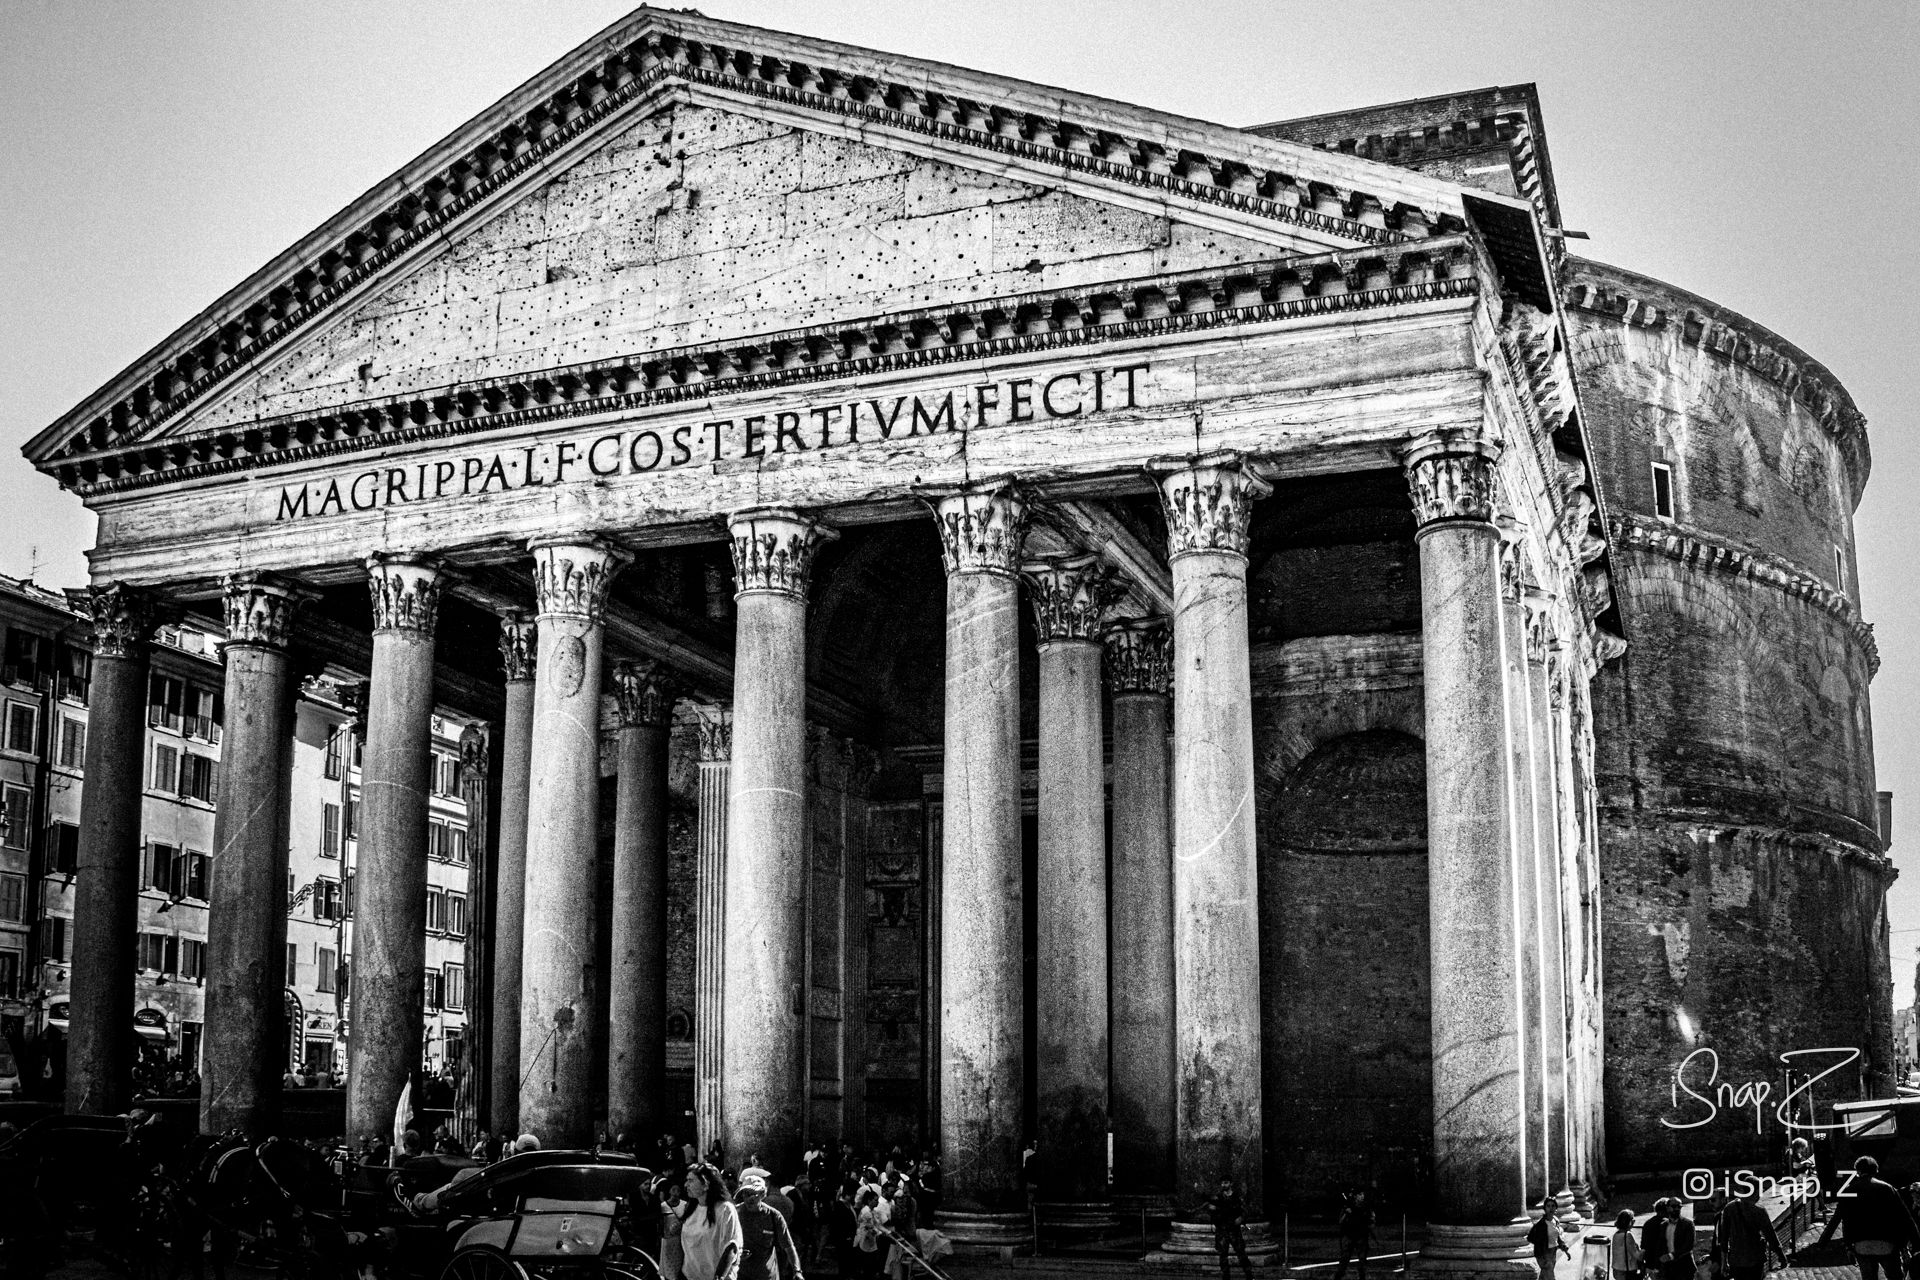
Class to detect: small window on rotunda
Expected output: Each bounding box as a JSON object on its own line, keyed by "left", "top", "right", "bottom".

{"left": 1651, "top": 462, "right": 1676, "bottom": 520}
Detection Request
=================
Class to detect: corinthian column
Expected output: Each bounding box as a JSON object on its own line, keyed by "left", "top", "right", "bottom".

{"left": 66, "top": 584, "right": 155, "bottom": 1117}
{"left": 1150, "top": 452, "right": 1270, "bottom": 1226}
{"left": 1403, "top": 431, "right": 1530, "bottom": 1276}
{"left": 721, "top": 508, "right": 835, "bottom": 1175}
{"left": 692, "top": 704, "right": 732, "bottom": 1155}
{"left": 347, "top": 554, "right": 443, "bottom": 1145}
{"left": 927, "top": 481, "right": 1029, "bottom": 1249}
{"left": 1105, "top": 617, "right": 1175, "bottom": 1209}
{"left": 519, "top": 537, "right": 628, "bottom": 1147}
{"left": 609, "top": 659, "right": 676, "bottom": 1143}
{"left": 1023, "top": 553, "right": 1114, "bottom": 1220}
{"left": 202, "top": 574, "right": 302, "bottom": 1136}
{"left": 491, "top": 613, "right": 535, "bottom": 1137}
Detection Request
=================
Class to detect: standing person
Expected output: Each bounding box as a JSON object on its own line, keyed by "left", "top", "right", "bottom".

{"left": 1817, "top": 1156, "right": 1920, "bottom": 1280}
{"left": 1334, "top": 1189, "right": 1375, "bottom": 1280}
{"left": 1206, "top": 1178, "right": 1254, "bottom": 1280}
{"left": 1528, "top": 1197, "right": 1572, "bottom": 1278}
{"left": 1641, "top": 1199, "right": 1696, "bottom": 1280}
{"left": 830, "top": 1184, "right": 860, "bottom": 1277}
{"left": 886, "top": 1179, "right": 920, "bottom": 1280}
{"left": 1609, "top": 1210, "right": 1643, "bottom": 1280}
{"left": 736, "top": 1173, "right": 805, "bottom": 1280}
{"left": 918, "top": 1154, "right": 943, "bottom": 1224}
{"left": 1717, "top": 1186, "right": 1786, "bottom": 1280}
{"left": 854, "top": 1187, "right": 888, "bottom": 1278}
{"left": 658, "top": 1176, "right": 689, "bottom": 1280}
{"left": 682, "top": 1164, "right": 744, "bottom": 1280}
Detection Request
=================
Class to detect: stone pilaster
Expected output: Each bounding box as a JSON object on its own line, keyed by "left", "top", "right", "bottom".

{"left": 202, "top": 573, "right": 302, "bottom": 1137}
{"left": 491, "top": 611, "right": 536, "bottom": 1137}
{"left": 1149, "top": 451, "right": 1271, "bottom": 1222}
{"left": 926, "top": 481, "right": 1030, "bottom": 1244}
{"left": 1024, "top": 554, "right": 1115, "bottom": 1217}
{"left": 722, "top": 508, "right": 834, "bottom": 1175}
{"left": 347, "top": 554, "right": 443, "bottom": 1146}
{"left": 1403, "top": 432, "right": 1534, "bottom": 1277}
{"left": 692, "top": 703, "right": 732, "bottom": 1155}
{"left": 1526, "top": 595, "right": 1575, "bottom": 1218}
{"left": 1105, "top": 616, "right": 1176, "bottom": 1210}
{"left": 608, "top": 659, "right": 677, "bottom": 1143}
{"left": 65, "top": 583, "right": 155, "bottom": 1117}
{"left": 455, "top": 721, "right": 491, "bottom": 1143}
{"left": 520, "top": 536, "right": 628, "bottom": 1148}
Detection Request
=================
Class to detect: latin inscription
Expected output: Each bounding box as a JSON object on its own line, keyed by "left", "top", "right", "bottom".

{"left": 270, "top": 361, "right": 1149, "bottom": 522}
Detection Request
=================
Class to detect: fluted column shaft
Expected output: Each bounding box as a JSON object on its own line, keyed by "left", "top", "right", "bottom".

{"left": 519, "top": 538, "right": 627, "bottom": 1147}
{"left": 609, "top": 661, "right": 675, "bottom": 1143}
{"left": 1107, "top": 619, "right": 1175, "bottom": 1203}
{"left": 721, "top": 509, "right": 834, "bottom": 1174}
{"left": 490, "top": 616, "right": 535, "bottom": 1137}
{"left": 693, "top": 707, "right": 732, "bottom": 1155}
{"left": 931, "top": 483, "right": 1027, "bottom": 1218}
{"left": 66, "top": 585, "right": 154, "bottom": 1116}
{"left": 1026, "top": 554, "right": 1113, "bottom": 1208}
{"left": 347, "top": 556, "right": 442, "bottom": 1145}
{"left": 1530, "top": 624, "right": 1571, "bottom": 1203}
{"left": 1153, "top": 453, "right": 1269, "bottom": 1215}
{"left": 1406, "top": 433, "right": 1527, "bottom": 1233}
{"left": 1497, "top": 538, "right": 1547, "bottom": 1207}
{"left": 202, "top": 576, "right": 301, "bottom": 1136}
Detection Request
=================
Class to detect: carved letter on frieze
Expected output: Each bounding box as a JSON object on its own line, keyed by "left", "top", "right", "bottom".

{"left": 87, "top": 583, "right": 155, "bottom": 661}
{"left": 924, "top": 482, "right": 1028, "bottom": 578}
{"left": 221, "top": 573, "right": 301, "bottom": 651}
{"left": 530, "top": 537, "right": 631, "bottom": 622}
{"left": 613, "top": 659, "right": 679, "bottom": 728}
{"left": 1105, "top": 615, "right": 1172, "bottom": 697}
{"left": 1149, "top": 450, "right": 1272, "bottom": 561}
{"left": 498, "top": 612, "right": 537, "bottom": 681}
{"left": 1023, "top": 554, "right": 1115, "bottom": 644}
{"left": 692, "top": 704, "right": 733, "bottom": 764}
{"left": 1402, "top": 433, "right": 1502, "bottom": 529}
{"left": 365, "top": 554, "right": 442, "bottom": 635}
{"left": 728, "top": 508, "right": 837, "bottom": 600}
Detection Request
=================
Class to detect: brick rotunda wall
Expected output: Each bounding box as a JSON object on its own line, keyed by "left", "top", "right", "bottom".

{"left": 1566, "top": 257, "right": 1894, "bottom": 1175}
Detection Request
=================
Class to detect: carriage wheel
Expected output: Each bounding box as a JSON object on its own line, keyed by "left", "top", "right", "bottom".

{"left": 441, "top": 1245, "right": 533, "bottom": 1280}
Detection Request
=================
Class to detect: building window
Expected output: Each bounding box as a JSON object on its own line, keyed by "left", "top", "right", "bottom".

{"left": 344, "top": 797, "right": 359, "bottom": 843}
{"left": 141, "top": 932, "right": 179, "bottom": 975}
{"left": 322, "top": 803, "right": 341, "bottom": 859}
{"left": 148, "top": 674, "right": 185, "bottom": 732}
{"left": 184, "top": 687, "right": 222, "bottom": 744}
{"left": 344, "top": 873, "right": 355, "bottom": 919}
{"left": 2, "top": 784, "right": 29, "bottom": 851}
{"left": 443, "top": 963, "right": 465, "bottom": 1011}
{"left": 181, "top": 938, "right": 206, "bottom": 981}
{"left": 449, "top": 826, "right": 467, "bottom": 866}
{"left": 286, "top": 942, "right": 298, "bottom": 985}
{"left": 151, "top": 742, "right": 178, "bottom": 793}
{"left": 431, "top": 752, "right": 462, "bottom": 797}
{"left": 57, "top": 645, "right": 91, "bottom": 705}
{"left": 4, "top": 701, "right": 37, "bottom": 755}
{"left": 0, "top": 873, "right": 24, "bottom": 922}
{"left": 428, "top": 820, "right": 467, "bottom": 864}
{"left": 145, "top": 843, "right": 180, "bottom": 896}
{"left": 2, "top": 628, "right": 46, "bottom": 689}
{"left": 58, "top": 716, "right": 85, "bottom": 769}
{"left": 1651, "top": 461, "right": 1676, "bottom": 520}
{"left": 324, "top": 727, "right": 344, "bottom": 780}
{"left": 314, "top": 878, "right": 342, "bottom": 922}
{"left": 40, "top": 916, "right": 69, "bottom": 964}
{"left": 318, "top": 946, "right": 338, "bottom": 994}
{"left": 446, "top": 892, "right": 467, "bottom": 939}
{"left": 178, "top": 752, "right": 216, "bottom": 804}
{"left": 48, "top": 821, "right": 78, "bottom": 874}
{"left": 185, "top": 852, "right": 208, "bottom": 902}
{"left": 426, "top": 888, "right": 447, "bottom": 933}
{"left": 424, "top": 968, "right": 445, "bottom": 1010}
{"left": 0, "top": 949, "right": 19, "bottom": 999}
{"left": 1836, "top": 546, "right": 1847, "bottom": 594}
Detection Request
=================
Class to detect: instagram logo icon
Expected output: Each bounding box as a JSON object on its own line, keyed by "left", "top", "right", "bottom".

{"left": 1682, "top": 1169, "right": 1716, "bottom": 1199}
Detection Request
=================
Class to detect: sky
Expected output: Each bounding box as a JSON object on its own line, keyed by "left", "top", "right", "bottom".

{"left": 4, "top": 3, "right": 1919, "bottom": 985}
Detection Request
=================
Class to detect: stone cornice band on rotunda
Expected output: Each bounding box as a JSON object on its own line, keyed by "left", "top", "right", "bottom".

{"left": 1151, "top": 450, "right": 1271, "bottom": 561}
{"left": 728, "top": 508, "right": 837, "bottom": 601}
{"left": 220, "top": 572, "right": 303, "bottom": 651}
{"left": 365, "top": 553, "right": 443, "bottom": 635}
{"left": 1023, "top": 554, "right": 1116, "bottom": 645}
{"left": 86, "top": 582, "right": 155, "bottom": 660}
{"left": 1105, "top": 616, "right": 1173, "bottom": 697}
{"left": 926, "top": 482, "right": 1029, "bottom": 579}
{"left": 612, "top": 659, "right": 678, "bottom": 729}
{"left": 529, "top": 537, "right": 630, "bottom": 622}
{"left": 497, "top": 611, "right": 537, "bottom": 681}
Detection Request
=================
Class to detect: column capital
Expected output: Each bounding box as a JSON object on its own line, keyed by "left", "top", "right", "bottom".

{"left": 220, "top": 573, "right": 303, "bottom": 652}
{"left": 498, "top": 611, "right": 537, "bottom": 681}
{"left": 613, "top": 659, "right": 679, "bottom": 728}
{"left": 365, "top": 554, "right": 443, "bottom": 635}
{"left": 85, "top": 583, "right": 157, "bottom": 661}
{"left": 1401, "top": 431, "right": 1502, "bottom": 529}
{"left": 530, "top": 536, "right": 631, "bottom": 623}
{"left": 1022, "top": 554, "right": 1115, "bottom": 644}
{"left": 692, "top": 703, "right": 733, "bottom": 764}
{"left": 1148, "top": 450, "right": 1271, "bottom": 561}
{"left": 728, "top": 508, "right": 837, "bottom": 601}
{"left": 923, "top": 481, "right": 1028, "bottom": 578}
{"left": 1105, "top": 616, "right": 1172, "bottom": 696}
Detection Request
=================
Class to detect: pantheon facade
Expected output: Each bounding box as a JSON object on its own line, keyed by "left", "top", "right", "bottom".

{"left": 21, "top": 9, "right": 1888, "bottom": 1273}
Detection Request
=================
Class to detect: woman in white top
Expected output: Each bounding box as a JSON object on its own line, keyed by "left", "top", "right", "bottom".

{"left": 657, "top": 1176, "right": 690, "bottom": 1280}
{"left": 679, "top": 1164, "right": 743, "bottom": 1280}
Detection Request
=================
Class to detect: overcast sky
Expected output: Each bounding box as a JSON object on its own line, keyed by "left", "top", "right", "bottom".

{"left": 4, "top": 3, "right": 1919, "bottom": 994}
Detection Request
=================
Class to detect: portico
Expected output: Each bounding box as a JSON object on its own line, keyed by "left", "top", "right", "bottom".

{"left": 23, "top": 10, "right": 1624, "bottom": 1273}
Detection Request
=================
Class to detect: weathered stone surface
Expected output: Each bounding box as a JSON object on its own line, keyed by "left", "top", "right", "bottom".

{"left": 490, "top": 621, "right": 536, "bottom": 1137}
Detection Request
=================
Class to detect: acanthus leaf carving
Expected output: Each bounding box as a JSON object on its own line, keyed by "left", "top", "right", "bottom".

{"left": 613, "top": 659, "right": 679, "bottom": 728}
{"left": 221, "top": 573, "right": 302, "bottom": 651}
{"left": 1105, "top": 615, "right": 1172, "bottom": 696}
{"left": 86, "top": 582, "right": 156, "bottom": 661}
{"left": 365, "top": 554, "right": 443, "bottom": 635}
{"left": 1150, "top": 450, "right": 1270, "bottom": 560}
{"left": 925, "top": 482, "right": 1027, "bottom": 578}
{"left": 1022, "top": 553, "right": 1116, "bottom": 643}
{"left": 728, "top": 509, "right": 836, "bottom": 600}
{"left": 530, "top": 537, "right": 630, "bottom": 622}
{"left": 498, "top": 611, "right": 537, "bottom": 681}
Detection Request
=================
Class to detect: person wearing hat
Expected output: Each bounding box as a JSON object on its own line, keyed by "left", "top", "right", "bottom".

{"left": 744, "top": 1165, "right": 796, "bottom": 1224}
{"left": 736, "top": 1171, "right": 804, "bottom": 1280}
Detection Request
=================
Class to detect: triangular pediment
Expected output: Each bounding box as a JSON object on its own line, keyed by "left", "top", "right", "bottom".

{"left": 27, "top": 5, "right": 1486, "bottom": 472}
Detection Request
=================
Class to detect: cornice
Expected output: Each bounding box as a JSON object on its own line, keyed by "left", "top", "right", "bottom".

{"left": 54, "top": 244, "right": 1478, "bottom": 499}
{"left": 29, "top": 13, "right": 1477, "bottom": 480}
{"left": 1612, "top": 512, "right": 1878, "bottom": 677}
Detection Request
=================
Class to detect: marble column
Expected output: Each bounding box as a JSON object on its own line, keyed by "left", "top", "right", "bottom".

{"left": 1403, "top": 432, "right": 1531, "bottom": 1276}
{"left": 202, "top": 574, "right": 302, "bottom": 1136}
{"left": 1151, "top": 452, "right": 1270, "bottom": 1220}
{"left": 1497, "top": 532, "right": 1547, "bottom": 1208}
{"left": 490, "top": 613, "right": 536, "bottom": 1137}
{"left": 347, "top": 555, "right": 442, "bottom": 1145}
{"left": 520, "top": 537, "right": 628, "bottom": 1147}
{"left": 1024, "top": 553, "right": 1114, "bottom": 1218}
{"left": 608, "top": 660, "right": 676, "bottom": 1143}
{"left": 721, "top": 508, "right": 834, "bottom": 1174}
{"left": 928, "top": 482, "right": 1029, "bottom": 1244}
{"left": 65, "top": 584, "right": 155, "bottom": 1116}
{"left": 692, "top": 704, "right": 732, "bottom": 1156}
{"left": 1105, "top": 617, "right": 1176, "bottom": 1209}
{"left": 455, "top": 722, "right": 492, "bottom": 1142}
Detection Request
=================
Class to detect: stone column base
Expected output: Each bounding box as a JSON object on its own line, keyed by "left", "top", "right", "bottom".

{"left": 1038, "top": 1200, "right": 1124, "bottom": 1237}
{"left": 1554, "top": 1188, "right": 1583, "bottom": 1225}
{"left": 938, "top": 1210, "right": 1033, "bottom": 1258}
{"left": 1146, "top": 1220, "right": 1279, "bottom": 1265}
{"left": 1569, "top": 1183, "right": 1596, "bottom": 1220}
{"left": 1409, "top": 1222, "right": 1539, "bottom": 1279}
